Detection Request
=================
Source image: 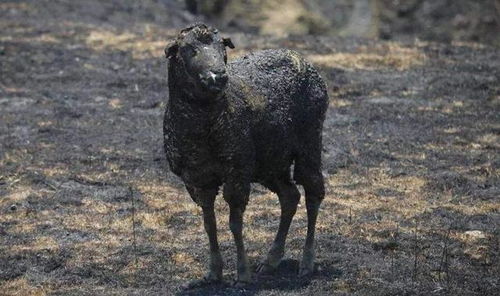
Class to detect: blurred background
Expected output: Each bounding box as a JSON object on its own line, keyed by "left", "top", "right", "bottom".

{"left": 184, "top": 0, "right": 500, "bottom": 45}
{"left": 4, "top": 0, "right": 498, "bottom": 45}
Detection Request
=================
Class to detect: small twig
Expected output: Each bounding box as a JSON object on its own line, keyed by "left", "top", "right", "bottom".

{"left": 130, "top": 186, "right": 138, "bottom": 269}
{"left": 41, "top": 179, "right": 58, "bottom": 191}
{"left": 390, "top": 250, "right": 395, "bottom": 281}
{"left": 413, "top": 219, "right": 419, "bottom": 281}
{"left": 445, "top": 227, "right": 455, "bottom": 288}
{"left": 349, "top": 206, "right": 352, "bottom": 224}
{"left": 438, "top": 226, "right": 452, "bottom": 283}
{"left": 391, "top": 223, "right": 399, "bottom": 281}
{"left": 70, "top": 175, "right": 114, "bottom": 187}
{"left": 9, "top": 177, "right": 21, "bottom": 187}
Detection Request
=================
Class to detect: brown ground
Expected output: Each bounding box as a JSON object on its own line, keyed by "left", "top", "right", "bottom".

{"left": 1, "top": 1, "right": 499, "bottom": 295}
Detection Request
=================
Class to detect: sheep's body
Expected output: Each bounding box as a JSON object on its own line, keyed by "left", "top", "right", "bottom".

{"left": 164, "top": 49, "right": 328, "bottom": 207}
{"left": 164, "top": 25, "right": 328, "bottom": 285}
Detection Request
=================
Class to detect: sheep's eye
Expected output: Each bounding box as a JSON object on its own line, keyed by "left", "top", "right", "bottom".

{"left": 183, "top": 45, "right": 197, "bottom": 57}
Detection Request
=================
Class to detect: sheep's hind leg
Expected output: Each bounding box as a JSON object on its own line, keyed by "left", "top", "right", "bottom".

{"left": 294, "top": 136, "right": 325, "bottom": 278}
{"left": 257, "top": 178, "right": 300, "bottom": 275}
{"left": 184, "top": 188, "right": 223, "bottom": 289}
{"left": 298, "top": 171, "right": 324, "bottom": 278}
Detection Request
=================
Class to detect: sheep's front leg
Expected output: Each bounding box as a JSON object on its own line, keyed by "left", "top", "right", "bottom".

{"left": 202, "top": 204, "right": 223, "bottom": 281}
{"left": 224, "top": 181, "right": 252, "bottom": 285}
{"left": 229, "top": 206, "right": 251, "bottom": 285}
{"left": 185, "top": 187, "right": 222, "bottom": 288}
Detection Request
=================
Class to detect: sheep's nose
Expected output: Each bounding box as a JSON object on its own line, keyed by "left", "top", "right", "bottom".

{"left": 201, "top": 70, "right": 228, "bottom": 88}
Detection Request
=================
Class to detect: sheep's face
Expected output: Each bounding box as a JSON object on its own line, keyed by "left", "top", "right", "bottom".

{"left": 166, "top": 24, "right": 234, "bottom": 96}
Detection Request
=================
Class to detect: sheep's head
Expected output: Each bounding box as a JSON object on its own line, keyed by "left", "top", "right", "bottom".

{"left": 165, "top": 24, "right": 234, "bottom": 96}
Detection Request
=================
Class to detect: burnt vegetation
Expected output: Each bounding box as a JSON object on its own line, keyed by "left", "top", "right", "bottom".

{"left": 0, "top": 1, "right": 499, "bottom": 295}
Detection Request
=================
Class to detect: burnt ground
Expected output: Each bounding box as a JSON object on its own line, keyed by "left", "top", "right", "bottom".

{"left": 0, "top": 1, "right": 499, "bottom": 295}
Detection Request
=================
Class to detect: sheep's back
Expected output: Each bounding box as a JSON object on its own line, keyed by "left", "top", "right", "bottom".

{"left": 225, "top": 49, "right": 328, "bottom": 180}
{"left": 227, "top": 48, "right": 327, "bottom": 123}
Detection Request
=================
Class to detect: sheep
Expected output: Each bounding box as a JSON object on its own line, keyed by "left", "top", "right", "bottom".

{"left": 163, "top": 23, "right": 328, "bottom": 287}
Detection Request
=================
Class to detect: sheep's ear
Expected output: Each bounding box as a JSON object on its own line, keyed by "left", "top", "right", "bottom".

{"left": 222, "top": 37, "right": 235, "bottom": 49}
{"left": 164, "top": 42, "right": 178, "bottom": 59}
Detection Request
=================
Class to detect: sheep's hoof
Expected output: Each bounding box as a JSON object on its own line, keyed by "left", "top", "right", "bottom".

{"left": 298, "top": 262, "right": 315, "bottom": 278}
{"left": 255, "top": 262, "right": 276, "bottom": 275}
{"left": 231, "top": 271, "right": 252, "bottom": 287}
{"left": 183, "top": 274, "right": 222, "bottom": 290}
{"left": 231, "top": 278, "right": 251, "bottom": 288}
{"left": 298, "top": 267, "right": 314, "bottom": 278}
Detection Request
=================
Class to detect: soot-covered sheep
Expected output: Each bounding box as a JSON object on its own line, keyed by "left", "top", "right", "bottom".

{"left": 163, "top": 24, "right": 328, "bottom": 286}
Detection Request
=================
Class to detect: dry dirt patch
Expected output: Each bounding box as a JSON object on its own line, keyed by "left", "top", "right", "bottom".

{"left": 308, "top": 43, "right": 426, "bottom": 71}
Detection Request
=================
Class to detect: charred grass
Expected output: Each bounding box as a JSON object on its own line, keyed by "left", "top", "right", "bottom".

{"left": 1, "top": 1, "right": 499, "bottom": 295}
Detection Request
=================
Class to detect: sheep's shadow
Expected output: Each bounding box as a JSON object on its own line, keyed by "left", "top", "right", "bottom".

{"left": 177, "top": 259, "right": 342, "bottom": 296}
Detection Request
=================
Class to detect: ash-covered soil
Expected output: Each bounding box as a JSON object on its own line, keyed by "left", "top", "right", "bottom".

{"left": 1, "top": 1, "right": 499, "bottom": 295}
